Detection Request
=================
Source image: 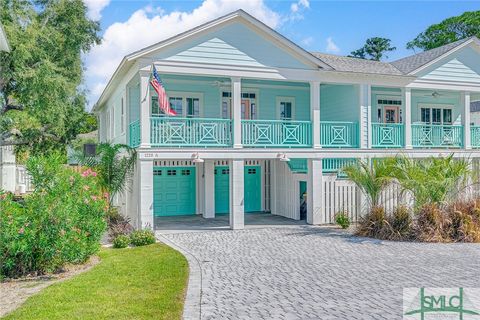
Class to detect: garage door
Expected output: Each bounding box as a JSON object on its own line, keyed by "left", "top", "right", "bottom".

{"left": 214, "top": 165, "right": 261, "bottom": 214}
{"left": 153, "top": 167, "right": 196, "bottom": 217}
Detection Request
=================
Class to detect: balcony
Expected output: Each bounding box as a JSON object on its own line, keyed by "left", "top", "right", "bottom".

{"left": 129, "top": 120, "right": 141, "bottom": 148}
{"left": 412, "top": 124, "right": 463, "bottom": 148}
{"left": 371, "top": 123, "right": 404, "bottom": 148}
{"left": 150, "top": 117, "right": 232, "bottom": 147}
{"left": 241, "top": 120, "right": 312, "bottom": 147}
{"left": 320, "top": 121, "right": 359, "bottom": 148}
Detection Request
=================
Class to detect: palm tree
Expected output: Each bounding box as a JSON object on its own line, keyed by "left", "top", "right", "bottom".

{"left": 390, "top": 154, "right": 471, "bottom": 208}
{"left": 342, "top": 158, "right": 394, "bottom": 208}
{"left": 77, "top": 143, "right": 137, "bottom": 208}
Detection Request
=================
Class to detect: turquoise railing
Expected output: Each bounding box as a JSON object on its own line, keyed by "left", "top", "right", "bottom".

{"left": 320, "top": 121, "right": 359, "bottom": 148}
{"left": 287, "top": 159, "right": 308, "bottom": 173}
{"left": 371, "top": 123, "right": 404, "bottom": 148}
{"left": 151, "top": 117, "right": 232, "bottom": 147}
{"left": 128, "top": 120, "right": 141, "bottom": 148}
{"left": 241, "top": 120, "right": 312, "bottom": 147}
{"left": 471, "top": 126, "right": 480, "bottom": 148}
{"left": 412, "top": 124, "right": 463, "bottom": 148}
{"left": 322, "top": 158, "right": 357, "bottom": 174}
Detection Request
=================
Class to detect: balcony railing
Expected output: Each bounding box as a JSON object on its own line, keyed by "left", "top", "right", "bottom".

{"left": 471, "top": 126, "right": 480, "bottom": 148}
{"left": 241, "top": 120, "right": 312, "bottom": 147}
{"left": 412, "top": 124, "right": 463, "bottom": 148}
{"left": 150, "top": 117, "right": 232, "bottom": 147}
{"left": 128, "top": 120, "right": 141, "bottom": 148}
{"left": 320, "top": 121, "right": 358, "bottom": 148}
{"left": 371, "top": 123, "right": 404, "bottom": 148}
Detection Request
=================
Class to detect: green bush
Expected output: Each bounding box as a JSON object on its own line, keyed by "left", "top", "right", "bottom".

{"left": 335, "top": 212, "right": 350, "bottom": 229}
{"left": 0, "top": 154, "right": 107, "bottom": 278}
{"left": 130, "top": 230, "right": 156, "bottom": 247}
{"left": 112, "top": 235, "right": 130, "bottom": 249}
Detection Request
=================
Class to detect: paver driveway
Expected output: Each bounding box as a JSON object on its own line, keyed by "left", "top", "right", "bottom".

{"left": 159, "top": 226, "right": 480, "bottom": 320}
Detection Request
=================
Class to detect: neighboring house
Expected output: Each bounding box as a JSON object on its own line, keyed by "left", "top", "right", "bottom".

{"left": 94, "top": 10, "right": 480, "bottom": 230}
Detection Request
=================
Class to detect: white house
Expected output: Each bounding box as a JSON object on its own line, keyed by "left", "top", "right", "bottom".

{"left": 94, "top": 10, "right": 480, "bottom": 230}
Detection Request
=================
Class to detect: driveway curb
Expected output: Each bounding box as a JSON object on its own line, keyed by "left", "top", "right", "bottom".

{"left": 156, "top": 234, "right": 202, "bottom": 320}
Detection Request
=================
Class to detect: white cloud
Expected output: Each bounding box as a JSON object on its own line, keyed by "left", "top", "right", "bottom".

{"left": 301, "top": 36, "right": 314, "bottom": 47}
{"left": 85, "top": 0, "right": 280, "bottom": 106}
{"left": 325, "top": 36, "right": 340, "bottom": 53}
{"left": 83, "top": 0, "right": 110, "bottom": 20}
{"left": 288, "top": 0, "right": 309, "bottom": 18}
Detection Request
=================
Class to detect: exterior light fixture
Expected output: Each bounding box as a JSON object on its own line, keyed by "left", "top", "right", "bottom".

{"left": 277, "top": 153, "right": 290, "bottom": 162}
{"left": 192, "top": 152, "right": 204, "bottom": 163}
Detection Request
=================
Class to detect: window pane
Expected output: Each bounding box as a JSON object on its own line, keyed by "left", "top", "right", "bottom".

{"left": 186, "top": 98, "right": 200, "bottom": 117}
{"left": 443, "top": 109, "right": 452, "bottom": 124}
{"left": 421, "top": 108, "right": 430, "bottom": 123}
{"left": 222, "top": 101, "right": 229, "bottom": 119}
{"left": 168, "top": 97, "right": 183, "bottom": 116}
{"left": 151, "top": 97, "right": 160, "bottom": 115}
{"left": 250, "top": 103, "right": 256, "bottom": 119}
{"left": 432, "top": 108, "right": 441, "bottom": 124}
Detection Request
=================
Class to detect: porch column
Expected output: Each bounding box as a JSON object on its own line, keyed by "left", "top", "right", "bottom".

{"left": 229, "top": 159, "right": 244, "bottom": 229}
{"left": 307, "top": 158, "right": 323, "bottom": 225}
{"left": 138, "top": 158, "right": 154, "bottom": 229}
{"left": 203, "top": 160, "right": 215, "bottom": 219}
{"left": 359, "top": 84, "right": 372, "bottom": 148}
{"left": 403, "top": 88, "right": 412, "bottom": 149}
{"left": 310, "top": 81, "right": 321, "bottom": 148}
{"left": 462, "top": 91, "right": 471, "bottom": 149}
{"left": 232, "top": 77, "right": 242, "bottom": 148}
{"left": 139, "top": 72, "right": 151, "bottom": 148}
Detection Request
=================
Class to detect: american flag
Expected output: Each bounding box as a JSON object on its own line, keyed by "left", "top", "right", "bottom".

{"left": 150, "top": 66, "right": 177, "bottom": 116}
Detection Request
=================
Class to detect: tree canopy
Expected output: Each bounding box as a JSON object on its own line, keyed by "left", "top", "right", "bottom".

{"left": 0, "top": 0, "right": 100, "bottom": 156}
{"left": 349, "top": 37, "right": 396, "bottom": 61}
{"left": 407, "top": 11, "right": 480, "bottom": 51}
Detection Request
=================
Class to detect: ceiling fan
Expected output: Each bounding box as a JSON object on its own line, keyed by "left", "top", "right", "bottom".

{"left": 210, "top": 80, "right": 230, "bottom": 87}
{"left": 424, "top": 91, "right": 443, "bottom": 98}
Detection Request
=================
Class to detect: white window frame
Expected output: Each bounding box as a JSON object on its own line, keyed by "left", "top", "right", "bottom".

{"left": 151, "top": 91, "right": 203, "bottom": 117}
{"left": 376, "top": 94, "right": 403, "bottom": 123}
{"left": 276, "top": 96, "right": 295, "bottom": 120}
{"left": 417, "top": 103, "right": 454, "bottom": 125}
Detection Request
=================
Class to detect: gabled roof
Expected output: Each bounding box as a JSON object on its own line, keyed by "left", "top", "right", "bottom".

{"left": 310, "top": 52, "right": 403, "bottom": 75}
{"left": 391, "top": 37, "right": 478, "bottom": 74}
{"left": 0, "top": 23, "right": 10, "bottom": 52}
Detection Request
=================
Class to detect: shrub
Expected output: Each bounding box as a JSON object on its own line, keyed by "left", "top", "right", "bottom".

{"left": 356, "top": 206, "right": 387, "bottom": 238}
{"left": 130, "top": 230, "right": 156, "bottom": 247}
{"left": 335, "top": 212, "right": 350, "bottom": 229}
{"left": 385, "top": 206, "right": 413, "bottom": 241}
{"left": 112, "top": 235, "right": 130, "bottom": 249}
{"left": 106, "top": 207, "right": 133, "bottom": 240}
{"left": 0, "top": 154, "right": 107, "bottom": 278}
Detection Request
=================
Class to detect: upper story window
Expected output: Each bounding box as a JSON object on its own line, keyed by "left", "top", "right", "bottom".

{"left": 151, "top": 92, "right": 202, "bottom": 117}
{"left": 277, "top": 97, "right": 295, "bottom": 120}
{"left": 420, "top": 105, "right": 453, "bottom": 125}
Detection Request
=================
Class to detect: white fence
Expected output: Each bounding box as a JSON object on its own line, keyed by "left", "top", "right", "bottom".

{"left": 15, "top": 165, "right": 34, "bottom": 194}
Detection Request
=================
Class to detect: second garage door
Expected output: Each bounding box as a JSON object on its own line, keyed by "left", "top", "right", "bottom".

{"left": 214, "top": 165, "right": 261, "bottom": 214}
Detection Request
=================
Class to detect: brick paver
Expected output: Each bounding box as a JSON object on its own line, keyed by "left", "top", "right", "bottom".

{"left": 160, "top": 226, "right": 480, "bottom": 319}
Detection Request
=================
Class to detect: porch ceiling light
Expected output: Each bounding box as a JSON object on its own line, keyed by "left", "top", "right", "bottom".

{"left": 277, "top": 153, "right": 290, "bottom": 162}
{"left": 192, "top": 152, "right": 204, "bottom": 163}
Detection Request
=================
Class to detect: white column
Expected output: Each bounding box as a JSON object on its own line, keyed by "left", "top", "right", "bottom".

{"left": 138, "top": 158, "right": 154, "bottom": 229}
{"left": 229, "top": 159, "right": 244, "bottom": 229}
{"left": 232, "top": 77, "right": 242, "bottom": 148}
{"left": 139, "top": 73, "right": 151, "bottom": 148}
{"left": 307, "top": 158, "right": 323, "bottom": 225}
{"left": 203, "top": 160, "right": 215, "bottom": 218}
{"left": 359, "top": 84, "right": 372, "bottom": 148}
{"left": 463, "top": 91, "right": 471, "bottom": 149}
{"left": 403, "top": 88, "right": 412, "bottom": 149}
{"left": 310, "top": 81, "right": 321, "bottom": 148}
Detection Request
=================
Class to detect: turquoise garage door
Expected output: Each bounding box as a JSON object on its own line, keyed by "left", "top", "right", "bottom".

{"left": 214, "top": 165, "right": 261, "bottom": 214}
{"left": 153, "top": 167, "right": 196, "bottom": 217}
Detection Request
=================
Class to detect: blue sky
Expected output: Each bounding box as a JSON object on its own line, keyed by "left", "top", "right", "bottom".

{"left": 83, "top": 0, "right": 480, "bottom": 107}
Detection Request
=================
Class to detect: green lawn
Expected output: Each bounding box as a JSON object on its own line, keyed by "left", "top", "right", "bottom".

{"left": 3, "top": 244, "right": 189, "bottom": 320}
